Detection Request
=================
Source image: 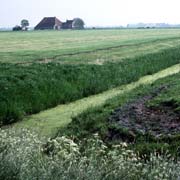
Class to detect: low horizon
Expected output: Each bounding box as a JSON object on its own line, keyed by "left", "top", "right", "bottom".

{"left": 1, "top": 20, "right": 180, "bottom": 29}
{"left": 1, "top": 0, "right": 180, "bottom": 28}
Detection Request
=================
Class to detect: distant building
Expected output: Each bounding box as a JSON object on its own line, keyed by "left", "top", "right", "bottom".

{"left": 61, "top": 19, "right": 85, "bottom": 29}
{"left": 126, "top": 23, "right": 180, "bottom": 28}
{"left": 34, "top": 17, "right": 62, "bottom": 30}
{"left": 34, "top": 17, "right": 85, "bottom": 30}
{"left": 61, "top": 20, "right": 73, "bottom": 29}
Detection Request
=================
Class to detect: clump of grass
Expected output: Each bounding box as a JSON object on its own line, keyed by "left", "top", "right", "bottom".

{"left": 147, "top": 80, "right": 180, "bottom": 112}
{"left": 0, "top": 47, "right": 180, "bottom": 125}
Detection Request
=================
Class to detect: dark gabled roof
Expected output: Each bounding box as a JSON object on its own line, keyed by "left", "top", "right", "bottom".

{"left": 34, "top": 17, "right": 62, "bottom": 30}
{"left": 61, "top": 20, "right": 73, "bottom": 29}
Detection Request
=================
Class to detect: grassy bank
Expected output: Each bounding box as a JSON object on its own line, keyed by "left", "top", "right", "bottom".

{"left": 15, "top": 63, "right": 180, "bottom": 137}
{"left": 59, "top": 73, "right": 180, "bottom": 156}
{"left": 1, "top": 48, "right": 180, "bottom": 125}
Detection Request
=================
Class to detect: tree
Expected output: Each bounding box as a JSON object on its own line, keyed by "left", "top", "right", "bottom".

{"left": 72, "top": 18, "right": 85, "bottom": 29}
{"left": 21, "top": 19, "right": 29, "bottom": 30}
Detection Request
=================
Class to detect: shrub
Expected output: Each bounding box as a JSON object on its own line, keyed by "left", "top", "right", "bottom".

{"left": 12, "top": 26, "right": 22, "bottom": 31}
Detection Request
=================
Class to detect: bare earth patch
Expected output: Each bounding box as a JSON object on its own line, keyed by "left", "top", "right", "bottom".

{"left": 109, "top": 86, "right": 180, "bottom": 137}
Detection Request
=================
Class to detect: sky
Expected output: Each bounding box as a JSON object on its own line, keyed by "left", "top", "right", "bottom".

{"left": 1, "top": 0, "right": 180, "bottom": 27}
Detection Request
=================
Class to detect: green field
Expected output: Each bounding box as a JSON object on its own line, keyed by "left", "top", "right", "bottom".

{"left": 0, "top": 29, "right": 180, "bottom": 179}
{"left": 1, "top": 29, "right": 180, "bottom": 64}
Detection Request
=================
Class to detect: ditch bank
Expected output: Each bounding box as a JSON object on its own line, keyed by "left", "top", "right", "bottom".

{"left": 14, "top": 63, "right": 180, "bottom": 137}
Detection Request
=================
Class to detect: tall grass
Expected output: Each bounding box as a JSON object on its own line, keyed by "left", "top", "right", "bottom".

{"left": 0, "top": 47, "right": 180, "bottom": 125}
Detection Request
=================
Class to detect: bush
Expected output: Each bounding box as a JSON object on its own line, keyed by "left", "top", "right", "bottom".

{"left": 12, "top": 26, "right": 22, "bottom": 31}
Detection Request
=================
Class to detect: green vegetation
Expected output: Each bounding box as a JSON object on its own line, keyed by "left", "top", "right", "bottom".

{"left": 1, "top": 29, "right": 180, "bottom": 179}
{"left": 16, "top": 63, "right": 180, "bottom": 137}
{"left": 59, "top": 73, "right": 180, "bottom": 156}
{"left": 72, "top": 18, "right": 85, "bottom": 29}
{"left": 0, "top": 129, "right": 179, "bottom": 180}
{"left": 1, "top": 47, "right": 180, "bottom": 126}
{"left": 147, "top": 79, "right": 180, "bottom": 112}
{"left": 1, "top": 29, "right": 180, "bottom": 63}
{"left": 53, "top": 37, "right": 180, "bottom": 64}
{"left": 21, "top": 19, "right": 29, "bottom": 29}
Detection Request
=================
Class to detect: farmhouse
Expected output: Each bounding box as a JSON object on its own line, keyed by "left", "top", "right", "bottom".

{"left": 34, "top": 17, "right": 62, "bottom": 30}
{"left": 34, "top": 17, "right": 85, "bottom": 30}
{"left": 61, "top": 20, "right": 73, "bottom": 29}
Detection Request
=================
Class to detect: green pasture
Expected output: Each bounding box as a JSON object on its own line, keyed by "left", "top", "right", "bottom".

{"left": 1, "top": 29, "right": 180, "bottom": 63}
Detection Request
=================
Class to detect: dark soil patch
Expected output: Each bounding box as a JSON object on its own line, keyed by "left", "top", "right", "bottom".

{"left": 109, "top": 86, "right": 180, "bottom": 138}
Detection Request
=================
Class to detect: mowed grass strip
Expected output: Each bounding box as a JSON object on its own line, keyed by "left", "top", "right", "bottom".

{"left": 1, "top": 47, "right": 180, "bottom": 125}
{"left": 15, "top": 63, "right": 180, "bottom": 137}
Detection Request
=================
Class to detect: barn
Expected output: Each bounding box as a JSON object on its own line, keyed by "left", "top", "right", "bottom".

{"left": 34, "top": 17, "right": 84, "bottom": 30}
{"left": 34, "top": 17, "right": 62, "bottom": 30}
{"left": 61, "top": 20, "right": 73, "bottom": 29}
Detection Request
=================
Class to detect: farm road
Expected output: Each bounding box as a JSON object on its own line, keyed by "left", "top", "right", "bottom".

{"left": 15, "top": 63, "right": 180, "bottom": 137}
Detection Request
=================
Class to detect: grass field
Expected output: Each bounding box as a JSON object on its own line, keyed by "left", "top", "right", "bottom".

{"left": 1, "top": 30, "right": 180, "bottom": 125}
{"left": 0, "top": 29, "right": 180, "bottom": 179}
{"left": 1, "top": 29, "right": 180, "bottom": 63}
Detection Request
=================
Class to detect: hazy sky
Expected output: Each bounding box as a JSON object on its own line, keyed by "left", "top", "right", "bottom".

{"left": 1, "top": 0, "right": 180, "bottom": 27}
